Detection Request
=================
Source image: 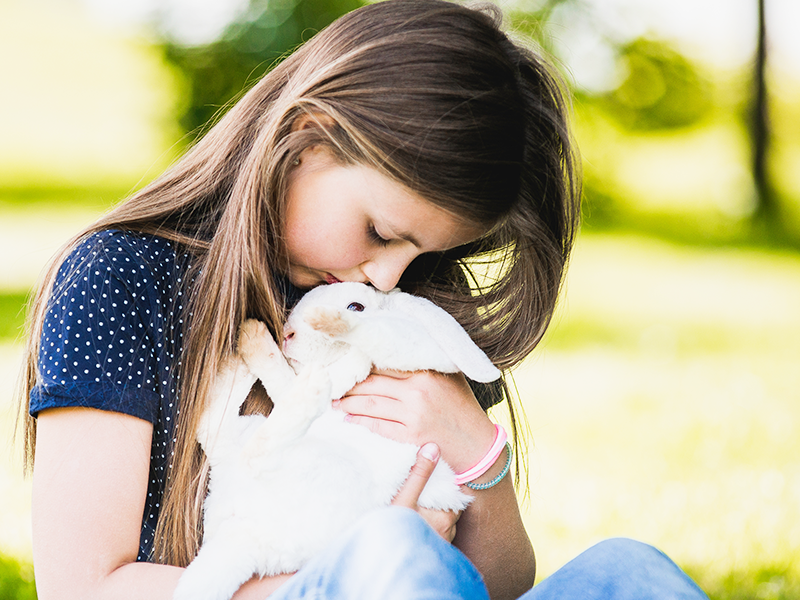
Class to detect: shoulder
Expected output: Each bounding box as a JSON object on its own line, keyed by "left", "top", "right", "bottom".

{"left": 63, "top": 230, "right": 180, "bottom": 271}
{"left": 53, "top": 229, "right": 189, "bottom": 293}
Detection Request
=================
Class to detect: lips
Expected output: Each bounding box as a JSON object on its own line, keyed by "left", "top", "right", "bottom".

{"left": 324, "top": 273, "right": 342, "bottom": 284}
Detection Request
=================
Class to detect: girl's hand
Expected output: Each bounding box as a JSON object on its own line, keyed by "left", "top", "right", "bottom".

{"left": 337, "top": 370, "right": 497, "bottom": 472}
{"left": 391, "top": 443, "right": 460, "bottom": 542}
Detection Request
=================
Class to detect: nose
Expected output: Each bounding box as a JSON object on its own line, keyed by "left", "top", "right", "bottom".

{"left": 360, "top": 252, "right": 415, "bottom": 292}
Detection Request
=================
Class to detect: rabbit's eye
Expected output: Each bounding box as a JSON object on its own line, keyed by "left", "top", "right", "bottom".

{"left": 347, "top": 302, "right": 365, "bottom": 312}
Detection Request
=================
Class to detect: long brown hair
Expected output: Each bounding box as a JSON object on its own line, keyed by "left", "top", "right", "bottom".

{"left": 17, "top": 0, "right": 580, "bottom": 566}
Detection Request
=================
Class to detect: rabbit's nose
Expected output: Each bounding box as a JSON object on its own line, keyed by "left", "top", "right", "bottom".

{"left": 283, "top": 328, "right": 295, "bottom": 350}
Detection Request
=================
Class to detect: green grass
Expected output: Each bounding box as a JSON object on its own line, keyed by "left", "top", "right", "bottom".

{"left": 687, "top": 565, "right": 800, "bottom": 600}
{"left": 0, "top": 184, "right": 131, "bottom": 212}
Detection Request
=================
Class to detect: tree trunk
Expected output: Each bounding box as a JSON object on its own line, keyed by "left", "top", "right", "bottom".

{"left": 751, "top": 0, "right": 778, "bottom": 225}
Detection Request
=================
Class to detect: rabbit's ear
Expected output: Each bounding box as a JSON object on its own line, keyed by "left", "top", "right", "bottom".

{"left": 387, "top": 292, "right": 501, "bottom": 383}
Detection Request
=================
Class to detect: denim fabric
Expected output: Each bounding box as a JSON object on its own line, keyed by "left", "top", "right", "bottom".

{"left": 268, "top": 507, "right": 489, "bottom": 600}
{"left": 267, "top": 508, "right": 708, "bottom": 600}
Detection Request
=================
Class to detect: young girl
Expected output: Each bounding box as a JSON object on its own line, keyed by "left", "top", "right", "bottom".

{"left": 18, "top": 1, "right": 708, "bottom": 599}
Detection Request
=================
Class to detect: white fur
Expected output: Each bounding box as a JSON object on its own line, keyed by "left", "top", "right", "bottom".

{"left": 174, "top": 282, "right": 502, "bottom": 600}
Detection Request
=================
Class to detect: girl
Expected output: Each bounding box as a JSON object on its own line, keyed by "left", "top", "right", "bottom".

{"left": 17, "top": 1, "right": 708, "bottom": 599}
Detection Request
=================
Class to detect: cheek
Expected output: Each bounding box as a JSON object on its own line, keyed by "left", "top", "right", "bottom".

{"left": 288, "top": 221, "right": 369, "bottom": 269}
{"left": 284, "top": 219, "right": 316, "bottom": 264}
{"left": 285, "top": 213, "right": 331, "bottom": 263}
{"left": 323, "top": 239, "right": 369, "bottom": 269}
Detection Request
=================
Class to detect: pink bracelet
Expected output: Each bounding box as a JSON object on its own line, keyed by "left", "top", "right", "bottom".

{"left": 454, "top": 424, "right": 508, "bottom": 485}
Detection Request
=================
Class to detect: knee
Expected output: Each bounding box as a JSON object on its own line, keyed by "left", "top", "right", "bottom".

{"left": 578, "top": 538, "right": 669, "bottom": 577}
{"left": 571, "top": 538, "right": 708, "bottom": 599}
{"left": 585, "top": 538, "right": 664, "bottom": 563}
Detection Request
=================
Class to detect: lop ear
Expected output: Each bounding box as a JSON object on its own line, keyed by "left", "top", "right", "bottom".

{"left": 387, "top": 293, "right": 501, "bottom": 383}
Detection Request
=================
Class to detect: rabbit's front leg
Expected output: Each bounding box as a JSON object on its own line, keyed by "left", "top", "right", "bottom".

{"left": 238, "top": 319, "right": 296, "bottom": 404}
{"left": 239, "top": 366, "right": 331, "bottom": 469}
{"left": 238, "top": 318, "right": 330, "bottom": 434}
{"left": 197, "top": 354, "right": 257, "bottom": 462}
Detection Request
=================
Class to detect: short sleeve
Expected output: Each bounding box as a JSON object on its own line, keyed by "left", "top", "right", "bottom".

{"left": 30, "top": 234, "right": 161, "bottom": 423}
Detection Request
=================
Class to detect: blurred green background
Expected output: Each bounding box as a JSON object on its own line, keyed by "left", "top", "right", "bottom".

{"left": 1, "top": 0, "right": 799, "bottom": 598}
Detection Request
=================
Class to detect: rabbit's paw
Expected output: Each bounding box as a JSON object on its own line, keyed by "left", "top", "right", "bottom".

{"left": 238, "top": 319, "right": 281, "bottom": 364}
{"left": 238, "top": 319, "right": 295, "bottom": 390}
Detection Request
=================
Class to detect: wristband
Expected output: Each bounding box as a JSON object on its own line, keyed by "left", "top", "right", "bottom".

{"left": 454, "top": 424, "right": 507, "bottom": 485}
{"left": 464, "top": 443, "right": 512, "bottom": 491}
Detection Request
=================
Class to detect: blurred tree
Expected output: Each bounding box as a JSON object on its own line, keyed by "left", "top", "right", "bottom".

{"left": 597, "top": 39, "right": 712, "bottom": 132}
{"left": 511, "top": 6, "right": 713, "bottom": 123}
{"left": 511, "top": 1, "right": 713, "bottom": 230}
{"left": 749, "top": 0, "right": 778, "bottom": 228}
{"left": 510, "top": 0, "right": 799, "bottom": 243}
{"left": 163, "top": 0, "right": 363, "bottom": 136}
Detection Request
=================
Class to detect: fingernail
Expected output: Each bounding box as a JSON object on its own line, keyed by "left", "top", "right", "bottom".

{"left": 332, "top": 399, "right": 341, "bottom": 408}
{"left": 344, "top": 413, "right": 352, "bottom": 423}
{"left": 420, "top": 442, "right": 440, "bottom": 462}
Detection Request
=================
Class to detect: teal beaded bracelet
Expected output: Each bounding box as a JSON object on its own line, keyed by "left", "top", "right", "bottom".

{"left": 463, "top": 442, "right": 512, "bottom": 491}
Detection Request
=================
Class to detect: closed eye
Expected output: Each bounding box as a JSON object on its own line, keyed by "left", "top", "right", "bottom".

{"left": 367, "top": 223, "right": 391, "bottom": 247}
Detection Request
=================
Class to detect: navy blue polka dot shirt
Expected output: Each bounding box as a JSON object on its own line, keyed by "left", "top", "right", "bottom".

{"left": 30, "top": 230, "right": 195, "bottom": 561}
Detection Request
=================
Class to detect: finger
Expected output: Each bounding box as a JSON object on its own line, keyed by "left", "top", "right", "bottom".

{"left": 392, "top": 443, "right": 439, "bottom": 509}
{"left": 343, "top": 413, "right": 408, "bottom": 442}
{"left": 345, "top": 371, "right": 444, "bottom": 409}
{"left": 337, "top": 392, "right": 404, "bottom": 423}
{"left": 341, "top": 372, "right": 430, "bottom": 421}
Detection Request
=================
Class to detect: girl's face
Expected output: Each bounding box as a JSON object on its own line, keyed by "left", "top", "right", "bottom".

{"left": 283, "top": 147, "right": 486, "bottom": 291}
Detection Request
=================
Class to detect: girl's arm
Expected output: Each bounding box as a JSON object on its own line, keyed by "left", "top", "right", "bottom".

{"left": 452, "top": 456, "right": 537, "bottom": 600}
{"left": 32, "top": 407, "right": 291, "bottom": 600}
{"left": 339, "top": 371, "right": 537, "bottom": 600}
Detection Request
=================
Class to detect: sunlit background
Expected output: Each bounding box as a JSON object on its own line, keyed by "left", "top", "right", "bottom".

{"left": 1, "top": 0, "right": 799, "bottom": 598}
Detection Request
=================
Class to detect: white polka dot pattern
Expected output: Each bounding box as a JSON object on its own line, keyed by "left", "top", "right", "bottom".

{"left": 30, "top": 230, "right": 194, "bottom": 561}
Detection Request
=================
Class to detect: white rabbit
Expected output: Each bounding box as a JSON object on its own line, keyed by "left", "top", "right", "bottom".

{"left": 174, "top": 282, "right": 502, "bottom": 600}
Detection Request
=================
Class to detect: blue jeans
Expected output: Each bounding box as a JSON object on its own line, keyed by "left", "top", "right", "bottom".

{"left": 268, "top": 507, "right": 708, "bottom": 600}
